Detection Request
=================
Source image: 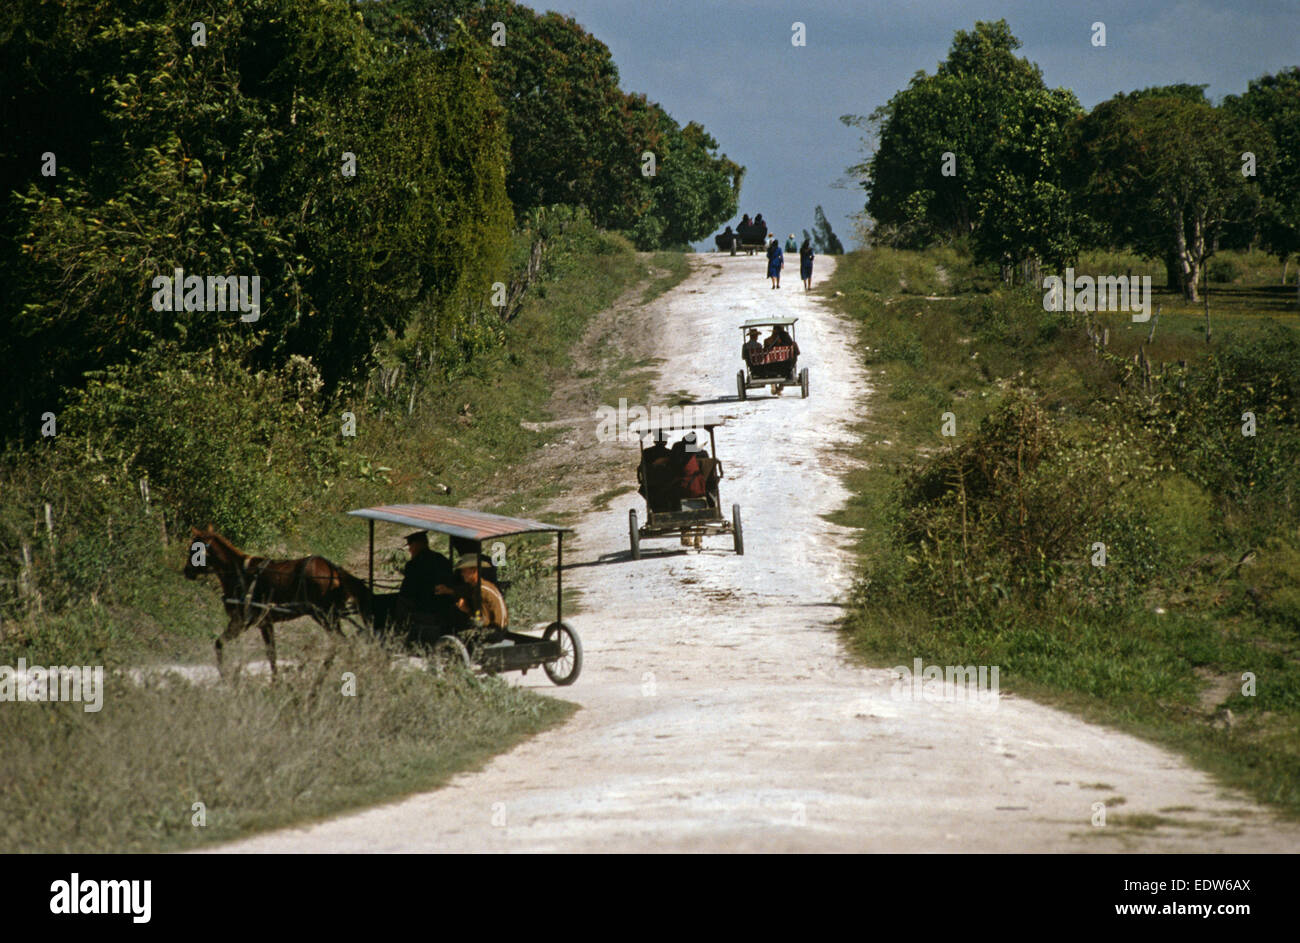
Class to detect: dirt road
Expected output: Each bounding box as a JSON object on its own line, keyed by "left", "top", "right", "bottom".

{"left": 213, "top": 254, "right": 1299, "bottom": 852}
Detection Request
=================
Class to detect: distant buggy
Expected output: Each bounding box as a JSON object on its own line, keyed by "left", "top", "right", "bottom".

{"left": 737, "top": 317, "right": 809, "bottom": 399}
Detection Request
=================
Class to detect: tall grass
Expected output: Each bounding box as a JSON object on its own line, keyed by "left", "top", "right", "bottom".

{"left": 0, "top": 636, "right": 572, "bottom": 852}
{"left": 830, "top": 245, "right": 1300, "bottom": 818}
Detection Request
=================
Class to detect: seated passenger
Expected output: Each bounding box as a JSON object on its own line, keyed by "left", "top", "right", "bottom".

{"left": 451, "top": 554, "right": 507, "bottom": 629}
{"left": 763, "top": 325, "right": 799, "bottom": 356}
{"left": 677, "top": 432, "right": 709, "bottom": 502}
{"left": 742, "top": 328, "right": 763, "bottom": 366}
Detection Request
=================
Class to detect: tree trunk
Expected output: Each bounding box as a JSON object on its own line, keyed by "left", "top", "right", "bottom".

{"left": 1164, "top": 251, "right": 1183, "bottom": 294}
{"left": 1172, "top": 205, "right": 1198, "bottom": 302}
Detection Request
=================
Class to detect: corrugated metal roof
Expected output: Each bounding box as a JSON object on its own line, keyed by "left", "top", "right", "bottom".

{"left": 740, "top": 316, "right": 798, "bottom": 329}
{"left": 348, "top": 504, "right": 568, "bottom": 540}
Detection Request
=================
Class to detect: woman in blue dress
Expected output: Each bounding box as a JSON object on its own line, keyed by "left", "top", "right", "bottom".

{"left": 799, "top": 237, "right": 814, "bottom": 291}
{"left": 766, "top": 236, "right": 783, "bottom": 289}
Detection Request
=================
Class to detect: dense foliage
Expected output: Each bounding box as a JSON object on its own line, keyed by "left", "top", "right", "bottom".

{"left": 364, "top": 0, "right": 743, "bottom": 249}
{"left": 0, "top": 0, "right": 515, "bottom": 439}
{"left": 848, "top": 19, "right": 1296, "bottom": 290}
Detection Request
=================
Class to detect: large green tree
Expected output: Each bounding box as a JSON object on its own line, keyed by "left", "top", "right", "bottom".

{"left": 365, "top": 0, "right": 741, "bottom": 248}
{"left": 1224, "top": 69, "right": 1300, "bottom": 275}
{"left": 1069, "top": 94, "right": 1264, "bottom": 300}
{"left": 845, "top": 20, "right": 1081, "bottom": 270}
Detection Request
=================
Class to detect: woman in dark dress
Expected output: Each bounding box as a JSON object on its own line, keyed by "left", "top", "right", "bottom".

{"left": 766, "top": 236, "right": 783, "bottom": 289}
{"left": 799, "top": 238, "right": 815, "bottom": 291}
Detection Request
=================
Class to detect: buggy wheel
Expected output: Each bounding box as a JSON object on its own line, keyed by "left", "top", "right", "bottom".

{"left": 629, "top": 508, "right": 641, "bottom": 560}
{"left": 732, "top": 504, "right": 744, "bottom": 555}
{"left": 737, "top": 370, "right": 747, "bottom": 401}
{"left": 800, "top": 367, "right": 810, "bottom": 399}
{"left": 429, "top": 635, "right": 471, "bottom": 677}
{"left": 543, "top": 621, "right": 583, "bottom": 686}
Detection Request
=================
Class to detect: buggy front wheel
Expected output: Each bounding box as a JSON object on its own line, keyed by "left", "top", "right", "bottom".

{"left": 429, "top": 635, "right": 471, "bottom": 676}
{"left": 800, "top": 367, "right": 810, "bottom": 399}
{"left": 543, "top": 621, "right": 583, "bottom": 686}
{"left": 732, "top": 504, "right": 744, "bottom": 555}
{"left": 629, "top": 508, "right": 641, "bottom": 560}
{"left": 737, "top": 370, "right": 747, "bottom": 401}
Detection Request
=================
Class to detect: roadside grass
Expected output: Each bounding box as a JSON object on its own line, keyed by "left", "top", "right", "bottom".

{"left": 0, "top": 235, "right": 676, "bottom": 852}
{"left": 0, "top": 635, "right": 573, "bottom": 852}
{"left": 828, "top": 246, "right": 1300, "bottom": 819}
{"left": 641, "top": 251, "right": 692, "bottom": 304}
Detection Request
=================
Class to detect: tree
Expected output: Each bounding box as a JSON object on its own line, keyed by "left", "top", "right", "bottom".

{"left": 1069, "top": 95, "right": 1264, "bottom": 300}
{"left": 844, "top": 20, "right": 1081, "bottom": 271}
{"left": 0, "top": 0, "right": 512, "bottom": 439}
{"left": 366, "top": 1, "right": 742, "bottom": 249}
{"left": 811, "top": 206, "right": 844, "bottom": 255}
{"left": 628, "top": 106, "right": 743, "bottom": 248}
{"left": 1224, "top": 69, "right": 1300, "bottom": 281}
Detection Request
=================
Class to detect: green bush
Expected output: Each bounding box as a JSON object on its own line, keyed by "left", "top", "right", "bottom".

{"left": 1208, "top": 257, "right": 1244, "bottom": 282}
{"left": 876, "top": 393, "right": 1160, "bottom": 613}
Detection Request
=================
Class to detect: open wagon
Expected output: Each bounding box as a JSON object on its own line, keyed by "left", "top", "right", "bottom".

{"left": 737, "top": 316, "right": 808, "bottom": 400}
{"left": 351, "top": 504, "right": 582, "bottom": 686}
{"left": 626, "top": 415, "right": 743, "bottom": 559}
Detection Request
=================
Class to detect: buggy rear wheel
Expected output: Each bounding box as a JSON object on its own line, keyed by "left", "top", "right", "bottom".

{"left": 732, "top": 504, "right": 744, "bottom": 555}
{"left": 629, "top": 508, "right": 641, "bottom": 560}
{"left": 429, "top": 635, "right": 471, "bottom": 677}
{"left": 543, "top": 621, "right": 583, "bottom": 686}
{"left": 737, "top": 370, "right": 747, "bottom": 401}
{"left": 800, "top": 367, "right": 810, "bottom": 399}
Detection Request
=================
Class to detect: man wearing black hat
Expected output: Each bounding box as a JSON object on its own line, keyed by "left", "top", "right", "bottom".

{"left": 398, "top": 531, "right": 454, "bottom": 615}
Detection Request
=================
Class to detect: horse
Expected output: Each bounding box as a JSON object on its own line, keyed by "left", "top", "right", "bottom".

{"left": 183, "top": 526, "right": 372, "bottom": 679}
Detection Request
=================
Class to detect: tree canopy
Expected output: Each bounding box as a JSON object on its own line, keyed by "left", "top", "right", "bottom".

{"left": 0, "top": 0, "right": 513, "bottom": 437}
{"left": 845, "top": 20, "right": 1081, "bottom": 268}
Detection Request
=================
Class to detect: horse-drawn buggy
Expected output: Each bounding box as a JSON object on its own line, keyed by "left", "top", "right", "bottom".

{"left": 184, "top": 505, "right": 581, "bottom": 685}
{"left": 627, "top": 414, "right": 743, "bottom": 559}
{"left": 714, "top": 220, "right": 768, "bottom": 256}
{"left": 353, "top": 504, "right": 582, "bottom": 685}
{"left": 737, "top": 316, "right": 809, "bottom": 400}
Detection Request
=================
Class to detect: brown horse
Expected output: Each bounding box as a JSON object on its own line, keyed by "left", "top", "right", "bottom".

{"left": 183, "top": 526, "right": 371, "bottom": 678}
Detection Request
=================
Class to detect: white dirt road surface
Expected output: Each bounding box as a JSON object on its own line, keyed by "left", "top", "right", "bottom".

{"left": 213, "top": 254, "right": 1300, "bottom": 853}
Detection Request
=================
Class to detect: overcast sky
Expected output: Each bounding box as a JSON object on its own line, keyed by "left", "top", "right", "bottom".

{"left": 547, "top": 0, "right": 1300, "bottom": 250}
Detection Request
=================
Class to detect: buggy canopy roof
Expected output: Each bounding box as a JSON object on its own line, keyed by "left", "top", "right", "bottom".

{"left": 349, "top": 504, "right": 569, "bottom": 541}
{"left": 634, "top": 412, "right": 727, "bottom": 435}
{"left": 740, "top": 317, "right": 798, "bottom": 330}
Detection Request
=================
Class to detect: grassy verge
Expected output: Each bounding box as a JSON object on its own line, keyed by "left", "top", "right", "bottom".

{"left": 0, "top": 232, "right": 682, "bottom": 852}
{"left": 828, "top": 246, "right": 1300, "bottom": 818}
{"left": 0, "top": 637, "right": 572, "bottom": 852}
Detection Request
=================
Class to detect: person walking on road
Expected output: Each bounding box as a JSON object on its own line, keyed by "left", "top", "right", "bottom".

{"left": 766, "top": 236, "right": 783, "bottom": 289}
{"left": 800, "top": 237, "right": 815, "bottom": 291}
